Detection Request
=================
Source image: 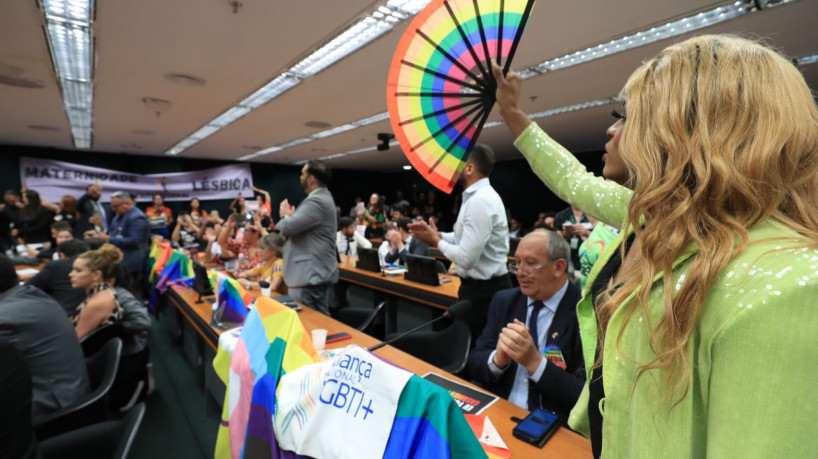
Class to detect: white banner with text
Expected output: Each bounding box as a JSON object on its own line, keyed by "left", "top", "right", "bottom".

{"left": 19, "top": 157, "right": 255, "bottom": 203}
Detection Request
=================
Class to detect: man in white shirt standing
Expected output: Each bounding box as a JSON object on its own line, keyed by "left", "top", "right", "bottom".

{"left": 336, "top": 216, "right": 372, "bottom": 258}
{"left": 410, "top": 144, "right": 511, "bottom": 343}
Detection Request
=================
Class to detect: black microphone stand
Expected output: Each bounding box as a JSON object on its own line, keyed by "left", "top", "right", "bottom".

{"left": 368, "top": 313, "right": 449, "bottom": 352}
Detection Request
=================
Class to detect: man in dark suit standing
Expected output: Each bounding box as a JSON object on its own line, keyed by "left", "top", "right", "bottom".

{"left": 76, "top": 183, "right": 110, "bottom": 236}
{"left": 385, "top": 217, "right": 430, "bottom": 265}
{"left": 94, "top": 191, "right": 150, "bottom": 291}
{"left": 277, "top": 160, "right": 339, "bottom": 315}
{"left": 26, "top": 239, "right": 90, "bottom": 315}
{"left": 468, "top": 230, "right": 584, "bottom": 418}
{"left": 0, "top": 254, "right": 90, "bottom": 422}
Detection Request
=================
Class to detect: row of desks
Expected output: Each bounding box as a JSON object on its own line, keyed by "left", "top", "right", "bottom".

{"left": 166, "top": 281, "right": 592, "bottom": 457}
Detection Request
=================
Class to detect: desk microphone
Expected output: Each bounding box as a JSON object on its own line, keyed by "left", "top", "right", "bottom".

{"left": 368, "top": 300, "right": 471, "bottom": 352}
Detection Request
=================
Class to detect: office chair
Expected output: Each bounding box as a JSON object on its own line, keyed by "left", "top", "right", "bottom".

{"left": 333, "top": 300, "right": 386, "bottom": 340}
{"left": 80, "top": 323, "right": 123, "bottom": 356}
{"left": 385, "top": 321, "right": 471, "bottom": 373}
{"left": 34, "top": 338, "right": 122, "bottom": 440}
{"left": 39, "top": 402, "right": 146, "bottom": 459}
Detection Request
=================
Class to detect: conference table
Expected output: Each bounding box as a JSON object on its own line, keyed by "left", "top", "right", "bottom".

{"left": 337, "top": 256, "right": 460, "bottom": 334}
{"left": 166, "top": 284, "right": 592, "bottom": 458}
{"left": 337, "top": 257, "right": 459, "bottom": 310}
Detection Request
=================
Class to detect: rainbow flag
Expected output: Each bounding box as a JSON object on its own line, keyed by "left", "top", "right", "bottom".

{"left": 148, "top": 248, "right": 194, "bottom": 311}
{"left": 210, "top": 271, "right": 253, "bottom": 324}
{"left": 213, "top": 296, "right": 320, "bottom": 459}
{"left": 383, "top": 375, "right": 488, "bottom": 459}
{"left": 146, "top": 239, "right": 173, "bottom": 284}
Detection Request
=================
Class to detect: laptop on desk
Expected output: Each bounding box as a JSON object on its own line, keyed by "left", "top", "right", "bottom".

{"left": 404, "top": 254, "right": 441, "bottom": 286}
{"left": 356, "top": 248, "right": 382, "bottom": 273}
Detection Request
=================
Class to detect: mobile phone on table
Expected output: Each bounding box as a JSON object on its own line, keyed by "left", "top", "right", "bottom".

{"left": 326, "top": 332, "right": 352, "bottom": 344}
{"left": 512, "top": 408, "right": 560, "bottom": 448}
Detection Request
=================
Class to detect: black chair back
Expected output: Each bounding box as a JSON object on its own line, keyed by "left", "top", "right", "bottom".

{"left": 386, "top": 321, "right": 471, "bottom": 373}
{"left": 334, "top": 301, "right": 386, "bottom": 340}
{"left": 80, "top": 323, "right": 123, "bottom": 356}
{"left": 34, "top": 338, "right": 123, "bottom": 440}
{"left": 38, "top": 402, "right": 146, "bottom": 459}
{"left": 113, "top": 402, "right": 146, "bottom": 459}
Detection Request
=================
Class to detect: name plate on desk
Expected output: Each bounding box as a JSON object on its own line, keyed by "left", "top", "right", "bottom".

{"left": 423, "top": 372, "right": 499, "bottom": 415}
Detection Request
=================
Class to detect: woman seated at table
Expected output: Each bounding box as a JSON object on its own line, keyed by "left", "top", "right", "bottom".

{"left": 236, "top": 233, "right": 287, "bottom": 294}
{"left": 69, "top": 243, "right": 125, "bottom": 340}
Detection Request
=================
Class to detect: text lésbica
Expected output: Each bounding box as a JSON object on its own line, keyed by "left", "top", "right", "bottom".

{"left": 191, "top": 177, "right": 252, "bottom": 192}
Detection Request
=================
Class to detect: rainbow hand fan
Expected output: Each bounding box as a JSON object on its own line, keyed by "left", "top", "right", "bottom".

{"left": 387, "top": 0, "right": 536, "bottom": 193}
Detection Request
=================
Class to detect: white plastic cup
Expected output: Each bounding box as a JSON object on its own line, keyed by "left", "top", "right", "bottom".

{"left": 259, "top": 279, "right": 271, "bottom": 298}
{"left": 311, "top": 329, "right": 328, "bottom": 352}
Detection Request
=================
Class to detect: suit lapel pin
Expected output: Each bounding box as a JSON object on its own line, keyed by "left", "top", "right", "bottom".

{"left": 552, "top": 331, "right": 559, "bottom": 339}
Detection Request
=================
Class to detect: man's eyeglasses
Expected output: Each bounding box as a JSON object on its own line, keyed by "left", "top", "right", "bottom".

{"left": 508, "top": 259, "right": 559, "bottom": 275}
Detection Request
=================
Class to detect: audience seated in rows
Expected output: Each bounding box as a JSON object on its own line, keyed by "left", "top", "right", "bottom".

{"left": 384, "top": 217, "right": 429, "bottom": 265}
{"left": 25, "top": 221, "right": 73, "bottom": 260}
{"left": 0, "top": 253, "right": 91, "bottom": 422}
{"left": 13, "top": 190, "right": 54, "bottom": 244}
{"left": 27, "top": 239, "right": 90, "bottom": 316}
{"left": 145, "top": 193, "right": 173, "bottom": 239}
{"left": 218, "top": 218, "right": 264, "bottom": 269}
{"left": 171, "top": 211, "right": 202, "bottom": 251}
{"left": 69, "top": 244, "right": 127, "bottom": 340}
{"left": 361, "top": 192, "right": 387, "bottom": 239}
{"left": 468, "top": 230, "right": 585, "bottom": 419}
{"left": 236, "top": 233, "right": 287, "bottom": 294}
{"left": 336, "top": 216, "right": 371, "bottom": 258}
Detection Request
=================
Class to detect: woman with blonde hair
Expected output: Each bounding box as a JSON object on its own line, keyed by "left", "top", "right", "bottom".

{"left": 236, "top": 233, "right": 287, "bottom": 295}
{"left": 69, "top": 243, "right": 126, "bottom": 340}
{"left": 493, "top": 35, "right": 818, "bottom": 457}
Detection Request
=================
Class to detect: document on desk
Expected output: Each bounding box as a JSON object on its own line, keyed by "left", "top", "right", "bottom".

{"left": 15, "top": 268, "right": 40, "bottom": 277}
{"left": 423, "top": 372, "right": 498, "bottom": 415}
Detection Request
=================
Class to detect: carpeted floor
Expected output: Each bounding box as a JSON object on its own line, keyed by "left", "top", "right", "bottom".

{"left": 129, "top": 314, "right": 218, "bottom": 458}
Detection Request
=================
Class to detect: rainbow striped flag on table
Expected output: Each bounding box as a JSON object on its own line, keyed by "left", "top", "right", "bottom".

{"left": 213, "top": 296, "right": 320, "bottom": 459}
{"left": 146, "top": 239, "right": 173, "bottom": 284}
{"left": 209, "top": 271, "right": 254, "bottom": 324}
{"left": 382, "top": 374, "right": 488, "bottom": 459}
{"left": 147, "top": 244, "right": 195, "bottom": 311}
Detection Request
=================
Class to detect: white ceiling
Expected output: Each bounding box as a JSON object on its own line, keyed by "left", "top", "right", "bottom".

{"left": 1, "top": 0, "right": 816, "bottom": 171}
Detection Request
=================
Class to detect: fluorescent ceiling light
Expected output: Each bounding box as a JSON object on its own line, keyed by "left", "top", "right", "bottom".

{"left": 798, "top": 53, "right": 818, "bottom": 66}
{"left": 308, "top": 97, "right": 623, "bottom": 163}
{"left": 403, "top": 165, "right": 412, "bottom": 170}
{"left": 247, "top": 0, "right": 806, "bottom": 161}
{"left": 240, "top": 110, "right": 396, "bottom": 161}
{"left": 164, "top": 0, "right": 432, "bottom": 156}
{"left": 40, "top": 0, "right": 95, "bottom": 149}
{"left": 521, "top": 1, "right": 757, "bottom": 78}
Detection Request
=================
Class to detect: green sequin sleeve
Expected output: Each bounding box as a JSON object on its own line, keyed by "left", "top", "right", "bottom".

{"left": 513, "top": 122, "right": 632, "bottom": 228}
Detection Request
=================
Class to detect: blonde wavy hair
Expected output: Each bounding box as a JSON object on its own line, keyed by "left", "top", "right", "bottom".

{"left": 597, "top": 35, "right": 818, "bottom": 406}
{"left": 78, "top": 243, "right": 124, "bottom": 281}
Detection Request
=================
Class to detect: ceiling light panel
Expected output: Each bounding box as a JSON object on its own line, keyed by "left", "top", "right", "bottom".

{"left": 522, "top": 1, "right": 755, "bottom": 78}
{"left": 252, "top": 0, "right": 808, "bottom": 160}
{"left": 164, "top": 1, "right": 433, "bottom": 156}
{"left": 40, "top": 0, "right": 95, "bottom": 149}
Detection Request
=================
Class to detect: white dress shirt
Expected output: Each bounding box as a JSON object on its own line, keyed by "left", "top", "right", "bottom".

{"left": 336, "top": 230, "right": 372, "bottom": 258}
{"left": 438, "top": 178, "right": 509, "bottom": 279}
{"left": 487, "top": 280, "right": 569, "bottom": 410}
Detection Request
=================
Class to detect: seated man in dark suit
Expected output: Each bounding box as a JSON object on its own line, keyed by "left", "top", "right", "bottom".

{"left": 468, "top": 230, "right": 584, "bottom": 419}
{"left": 27, "top": 239, "right": 90, "bottom": 316}
{"left": 0, "top": 253, "right": 90, "bottom": 422}
{"left": 384, "top": 217, "right": 430, "bottom": 265}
